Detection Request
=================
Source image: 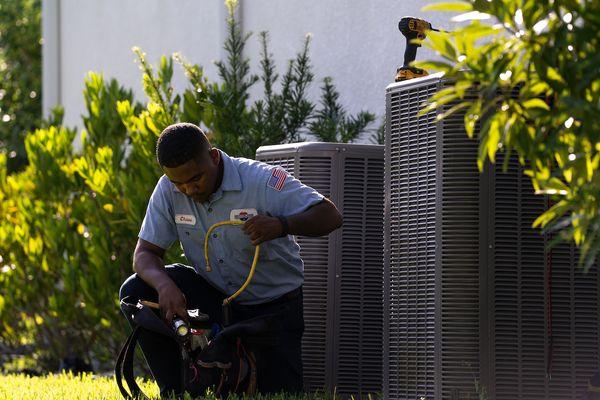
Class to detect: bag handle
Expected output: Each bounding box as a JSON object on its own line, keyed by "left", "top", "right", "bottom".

{"left": 116, "top": 300, "right": 187, "bottom": 400}
{"left": 115, "top": 326, "right": 148, "bottom": 400}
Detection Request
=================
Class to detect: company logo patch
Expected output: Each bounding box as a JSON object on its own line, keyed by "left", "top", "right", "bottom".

{"left": 267, "top": 168, "right": 287, "bottom": 191}
{"left": 230, "top": 208, "right": 258, "bottom": 222}
{"left": 175, "top": 214, "right": 196, "bottom": 225}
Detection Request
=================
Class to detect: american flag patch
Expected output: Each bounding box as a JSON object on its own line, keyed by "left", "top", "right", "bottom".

{"left": 267, "top": 168, "right": 287, "bottom": 191}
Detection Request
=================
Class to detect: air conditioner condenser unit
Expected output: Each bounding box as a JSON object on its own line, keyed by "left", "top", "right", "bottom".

{"left": 257, "top": 142, "right": 385, "bottom": 398}
{"left": 384, "top": 73, "right": 600, "bottom": 400}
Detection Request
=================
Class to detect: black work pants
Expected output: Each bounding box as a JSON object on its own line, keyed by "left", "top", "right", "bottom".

{"left": 119, "top": 263, "right": 304, "bottom": 397}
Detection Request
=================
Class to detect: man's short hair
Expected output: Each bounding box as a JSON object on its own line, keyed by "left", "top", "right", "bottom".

{"left": 156, "top": 123, "right": 211, "bottom": 168}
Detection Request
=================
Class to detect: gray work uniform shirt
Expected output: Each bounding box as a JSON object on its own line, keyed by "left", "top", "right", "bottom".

{"left": 138, "top": 151, "right": 324, "bottom": 305}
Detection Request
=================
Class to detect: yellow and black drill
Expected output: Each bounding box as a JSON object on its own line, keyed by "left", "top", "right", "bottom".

{"left": 395, "top": 17, "right": 439, "bottom": 82}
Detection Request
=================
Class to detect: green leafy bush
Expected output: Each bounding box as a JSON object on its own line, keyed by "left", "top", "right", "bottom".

{"left": 178, "top": 0, "right": 376, "bottom": 157}
{"left": 310, "top": 77, "right": 376, "bottom": 143}
{"left": 419, "top": 0, "right": 599, "bottom": 268}
{"left": 0, "top": 74, "right": 143, "bottom": 369}
{"left": 0, "top": 0, "right": 42, "bottom": 172}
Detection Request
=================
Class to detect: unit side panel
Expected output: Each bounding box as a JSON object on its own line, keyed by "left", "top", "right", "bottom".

{"left": 336, "top": 155, "right": 385, "bottom": 397}
{"left": 296, "top": 155, "right": 334, "bottom": 392}
{"left": 493, "top": 158, "right": 547, "bottom": 399}
{"left": 439, "top": 108, "right": 481, "bottom": 399}
{"left": 386, "top": 83, "right": 439, "bottom": 400}
{"left": 255, "top": 153, "right": 330, "bottom": 391}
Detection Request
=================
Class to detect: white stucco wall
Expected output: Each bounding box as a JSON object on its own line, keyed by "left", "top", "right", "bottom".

{"left": 43, "top": 0, "right": 451, "bottom": 139}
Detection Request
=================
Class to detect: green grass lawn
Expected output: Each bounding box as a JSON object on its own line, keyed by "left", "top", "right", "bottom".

{"left": 0, "top": 373, "right": 344, "bottom": 400}
{"left": 0, "top": 373, "right": 159, "bottom": 400}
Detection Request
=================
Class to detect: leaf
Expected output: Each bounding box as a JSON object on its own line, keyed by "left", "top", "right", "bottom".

{"left": 464, "top": 102, "right": 481, "bottom": 138}
{"left": 454, "top": 81, "right": 472, "bottom": 98}
{"left": 100, "top": 318, "right": 111, "bottom": 328}
{"left": 523, "top": 81, "right": 551, "bottom": 97}
{"left": 522, "top": 98, "right": 550, "bottom": 110}
{"left": 533, "top": 200, "right": 571, "bottom": 228}
{"left": 459, "top": 22, "right": 502, "bottom": 40}
{"left": 418, "top": 86, "right": 463, "bottom": 116}
{"left": 421, "top": 2, "right": 473, "bottom": 12}
{"left": 546, "top": 67, "right": 565, "bottom": 85}
{"left": 451, "top": 11, "right": 492, "bottom": 22}
{"left": 436, "top": 101, "right": 470, "bottom": 121}
{"left": 544, "top": 177, "right": 570, "bottom": 193}
{"left": 478, "top": 114, "right": 501, "bottom": 170}
{"left": 587, "top": 154, "right": 598, "bottom": 181}
{"left": 426, "top": 30, "right": 457, "bottom": 61}
{"left": 413, "top": 60, "right": 453, "bottom": 73}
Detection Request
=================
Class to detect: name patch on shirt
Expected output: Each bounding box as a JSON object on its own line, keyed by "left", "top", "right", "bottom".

{"left": 267, "top": 168, "right": 287, "bottom": 191}
{"left": 230, "top": 208, "right": 258, "bottom": 222}
{"left": 175, "top": 214, "right": 196, "bottom": 225}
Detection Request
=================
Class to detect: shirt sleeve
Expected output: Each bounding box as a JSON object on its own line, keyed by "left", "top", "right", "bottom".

{"left": 263, "top": 166, "right": 325, "bottom": 217}
{"left": 138, "top": 176, "right": 178, "bottom": 249}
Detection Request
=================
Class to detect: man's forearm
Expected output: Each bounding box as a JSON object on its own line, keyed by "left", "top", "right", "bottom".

{"left": 133, "top": 250, "right": 174, "bottom": 293}
{"left": 286, "top": 199, "right": 343, "bottom": 237}
{"left": 132, "top": 240, "right": 188, "bottom": 322}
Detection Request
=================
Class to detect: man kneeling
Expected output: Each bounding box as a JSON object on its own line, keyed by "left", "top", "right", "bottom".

{"left": 119, "top": 123, "right": 342, "bottom": 397}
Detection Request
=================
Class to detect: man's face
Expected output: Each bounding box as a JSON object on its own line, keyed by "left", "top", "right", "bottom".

{"left": 163, "top": 149, "right": 220, "bottom": 204}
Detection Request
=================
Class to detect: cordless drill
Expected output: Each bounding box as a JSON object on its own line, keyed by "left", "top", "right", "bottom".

{"left": 395, "top": 17, "right": 438, "bottom": 82}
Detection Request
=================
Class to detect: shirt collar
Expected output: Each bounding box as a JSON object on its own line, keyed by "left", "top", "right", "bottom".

{"left": 218, "top": 150, "right": 242, "bottom": 192}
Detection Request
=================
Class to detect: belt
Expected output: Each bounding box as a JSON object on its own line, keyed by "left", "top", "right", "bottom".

{"left": 236, "top": 286, "right": 302, "bottom": 309}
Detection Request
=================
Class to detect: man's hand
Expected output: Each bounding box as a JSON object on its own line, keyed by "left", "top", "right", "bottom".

{"left": 242, "top": 214, "right": 284, "bottom": 245}
{"left": 133, "top": 239, "right": 188, "bottom": 324}
{"left": 156, "top": 281, "right": 188, "bottom": 324}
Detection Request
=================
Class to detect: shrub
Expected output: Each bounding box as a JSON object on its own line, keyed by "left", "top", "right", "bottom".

{"left": 0, "top": 0, "right": 42, "bottom": 172}
{"left": 0, "top": 75, "right": 142, "bottom": 369}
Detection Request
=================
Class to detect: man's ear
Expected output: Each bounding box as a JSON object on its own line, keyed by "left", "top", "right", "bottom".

{"left": 209, "top": 148, "right": 220, "bottom": 166}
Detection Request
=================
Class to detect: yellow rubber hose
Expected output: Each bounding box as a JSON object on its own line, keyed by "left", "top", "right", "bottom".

{"left": 204, "top": 220, "right": 260, "bottom": 305}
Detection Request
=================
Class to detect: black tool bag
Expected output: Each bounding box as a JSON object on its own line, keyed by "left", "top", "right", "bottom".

{"left": 115, "top": 299, "right": 280, "bottom": 399}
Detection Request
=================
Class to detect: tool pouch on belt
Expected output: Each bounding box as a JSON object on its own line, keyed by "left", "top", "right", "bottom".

{"left": 115, "top": 298, "right": 279, "bottom": 399}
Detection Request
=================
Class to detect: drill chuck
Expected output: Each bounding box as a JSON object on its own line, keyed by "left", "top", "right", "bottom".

{"left": 398, "top": 17, "right": 432, "bottom": 42}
